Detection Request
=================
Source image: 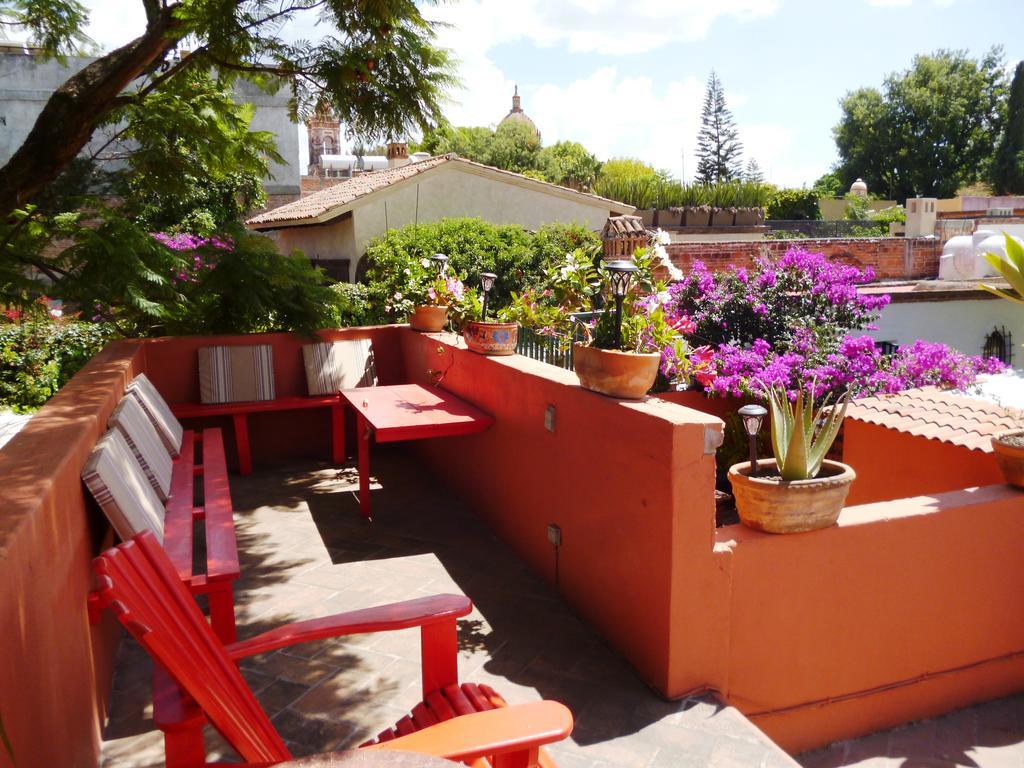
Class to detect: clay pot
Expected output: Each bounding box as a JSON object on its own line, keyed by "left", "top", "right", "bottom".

{"left": 463, "top": 321, "right": 519, "bottom": 356}
{"left": 683, "top": 207, "right": 711, "bottom": 227}
{"left": 734, "top": 208, "right": 759, "bottom": 226}
{"left": 711, "top": 207, "right": 736, "bottom": 227}
{"left": 656, "top": 208, "right": 682, "bottom": 228}
{"left": 408, "top": 305, "right": 449, "bottom": 332}
{"left": 728, "top": 459, "right": 856, "bottom": 534}
{"left": 637, "top": 208, "right": 656, "bottom": 226}
{"left": 572, "top": 343, "right": 660, "bottom": 399}
{"left": 992, "top": 430, "right": 1024, "bottom": 488}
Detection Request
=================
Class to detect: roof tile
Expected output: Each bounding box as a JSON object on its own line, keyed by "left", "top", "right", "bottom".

{"left": 846, "top": 386, "right": 1021, "bottom": 453}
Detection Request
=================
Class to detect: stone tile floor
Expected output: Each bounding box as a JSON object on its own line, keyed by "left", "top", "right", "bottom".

{"left": 100, "top": 447, "right": 798, "bottom": 768}
{"left": 798, "top": 695, "right": 1024, "bottom": 768}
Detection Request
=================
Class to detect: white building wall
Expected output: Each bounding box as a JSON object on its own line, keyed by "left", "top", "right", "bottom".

{"left": 869, "top": 298, "right": 1024, "bottom": 364}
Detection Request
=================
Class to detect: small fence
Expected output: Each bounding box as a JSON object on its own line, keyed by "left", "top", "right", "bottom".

{"left": 766, "top": 220, "right": 889, "bottom": 239}
{"left": 515, "top": 311, "right": 602, "bottom": 370}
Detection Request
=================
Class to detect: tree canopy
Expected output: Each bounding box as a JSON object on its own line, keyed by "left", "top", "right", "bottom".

{"left": 991, "top": 61, "right": 1024, "bottom": 195}
{"left": 695, "top": 70, "right": 743, "bottom": 185}
{"left": 0, "top": 0, "right": 456, "bottom": 218}
{"left": 833, "top": 48, "right": 1006, "bottom": 200}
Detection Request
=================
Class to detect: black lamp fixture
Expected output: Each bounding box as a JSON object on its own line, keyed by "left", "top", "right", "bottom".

{"left": 479, "top": 272, "right": 497, "bottom": 320}
{"left": 604, "top": 260, "right": 638, "bottom": 350}
{"left": 430, "top": 253, "right": 449, "bottom": 276}
{"left": 738, "top": 404, "right": 768, "bottom": 475}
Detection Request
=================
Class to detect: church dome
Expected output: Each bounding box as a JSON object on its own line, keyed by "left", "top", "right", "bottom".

{"left": 499, "top": 85, "right": 540, "bottom": 139}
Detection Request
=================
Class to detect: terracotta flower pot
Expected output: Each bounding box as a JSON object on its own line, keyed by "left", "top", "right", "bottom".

{"left": 711, "top": 207, "right": 736, "bottom": 227}
{"left": 734, "top": 208, "right": 759, "bottom": 226}
{"left": 683, "top": 207, "right": 711, "bottom": 227}
{"left": 408, "top": 305, "right": 449, "bottom": 332}
{"left": 463, "top": 321, "right": 519, "bottom": 356}
{"left": 728, "top": 459, "right": 856, "bottom": 534}
{"left": 656, "top": 208, "right": 682, "bottom": 228}
{"left": 572, "top": 343, "right": 660, "bottom": 400}
{"left": 992, "top": 429, "right": 1024, "bottom": 488}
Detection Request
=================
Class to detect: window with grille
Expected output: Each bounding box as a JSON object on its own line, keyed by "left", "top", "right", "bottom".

{"left": 983, "top": 326, "right": 1013, "bottom": 365}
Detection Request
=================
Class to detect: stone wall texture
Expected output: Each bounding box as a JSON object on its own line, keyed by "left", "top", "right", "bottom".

{"left": 662, "top": 236, "right": 942, "bottom": 280}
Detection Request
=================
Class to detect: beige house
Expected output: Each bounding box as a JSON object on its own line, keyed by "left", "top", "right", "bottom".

{"left": 246, "top": 154, "right": 633, "bottom": 282}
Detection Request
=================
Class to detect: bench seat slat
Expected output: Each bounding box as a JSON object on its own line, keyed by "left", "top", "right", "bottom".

{"left": 201, "top": 427, "right": 240, "bottom": 583}
{"left": 163, "top": 430, "right": 196, "bottom": 582}
{"left": 171, "top": 395, "right": 339, "bottom": 419}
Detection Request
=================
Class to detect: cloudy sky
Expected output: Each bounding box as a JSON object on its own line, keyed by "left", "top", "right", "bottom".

{"left": 79, "top": 0, "right": 1024, "bottom": 187}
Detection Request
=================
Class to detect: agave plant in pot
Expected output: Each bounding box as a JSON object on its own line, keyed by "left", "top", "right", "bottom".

{"left": 462, "top": 272, "right": 520, "bottom": 355}
{"left": 407, "top": 254, "right": 465, "bottom": 332}
{"left": 728, "top": 383, "right": 856, "bottom": 533}
{"left": 982, "top": 234, "right": 1024, "bottom": 487}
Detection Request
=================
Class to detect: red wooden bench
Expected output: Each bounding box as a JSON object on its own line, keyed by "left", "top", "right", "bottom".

{"left": 87, "top": 426, "right": 239, "bottom": 644}
{"left": 91, "top": 532, "right": 572, "bottom": 768}
{"left": 171, "top": 395, "right": 344, "bottom": 476}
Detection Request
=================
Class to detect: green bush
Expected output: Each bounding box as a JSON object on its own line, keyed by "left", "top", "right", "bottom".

{"left": 0, "top": 321, "right": 116, "bottom": 412}
{"left": 766, "top": 188, "right": 821, "bottom": 220}
{"left": 328, "top": 282, "right": 373, "bottom": 327}
{"left": 363, "top": 218, "right": 600, "bottom": 323}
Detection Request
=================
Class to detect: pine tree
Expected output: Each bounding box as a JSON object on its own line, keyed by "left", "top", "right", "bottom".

{"left": 992, "top": 61, "right": 1024, "bottom": 194}
{"left": 744, "top": 158, "right": 765, "bottom": 183}
{"left": 695, "top": 71, "right": 744, "bottom": 185}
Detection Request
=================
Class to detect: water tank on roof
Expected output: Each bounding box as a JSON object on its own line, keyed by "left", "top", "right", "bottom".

{"left": 410, "top": 152, "right": 431, "bottom": 163}
{"left": 362, "top": 156, "right": 389, "bottom": 171}
{"left": 321, "top": 154, "right": 357, "bottom": 172}
{"left": 938, "top": 229, "right": 1019, "bottom": 280}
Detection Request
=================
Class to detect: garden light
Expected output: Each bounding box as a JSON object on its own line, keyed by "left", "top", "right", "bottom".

{"left": 738, "top": 403, "right": 768, "bottom": 475}
{"left": 479, "top": 272, "right": 497, "bottom": 320}
{"left": 604, "top": 260, "right": 638, "bottom": 350}
{"left": 430, "top": 253, "right": 449, "bottom": 275}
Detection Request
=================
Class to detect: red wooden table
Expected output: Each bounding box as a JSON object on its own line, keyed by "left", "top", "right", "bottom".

{"left": 341, "top": 384, "right": 494, "bottom": 520}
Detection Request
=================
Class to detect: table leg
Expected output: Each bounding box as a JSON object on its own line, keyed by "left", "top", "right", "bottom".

{"left": 232, "top": 413, "right": 252, "bottom": 476}
{"left": 357, "top": 412, "right": 372, "bottom": 521}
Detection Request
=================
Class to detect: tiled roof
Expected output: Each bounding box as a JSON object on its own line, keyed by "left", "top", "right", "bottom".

{"left": 602, "top": 214, "right": 648, "bottom": 239}
{"left": 247, "top": 154, "right": 631, "bottom": 227}
{"left": 845, "top": 386, "right": 1021, "bottom": 452}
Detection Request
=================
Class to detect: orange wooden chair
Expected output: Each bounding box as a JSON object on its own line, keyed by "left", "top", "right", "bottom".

{"left": 90, "top": 532, "right": 571, "bottom": 768}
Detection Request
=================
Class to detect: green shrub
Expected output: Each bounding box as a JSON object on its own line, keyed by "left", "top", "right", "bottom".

{"left": 363, "top": 218, "right": 600, "bottom": 323}
{"left": 766, "top": 188, "right": 821, "bottom": 220}
{"left": 0, "top": 320, "right": 116, "bottom": 412}
{"left": 328, "top": 282, "right": 373, "bottom": 327}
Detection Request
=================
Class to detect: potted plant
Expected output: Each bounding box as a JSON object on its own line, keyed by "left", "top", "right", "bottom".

{"left": 982, "top": 233, "right": 1024, "bottom": 486}
{"left": 728, "top": 384, "right": 855, "bottom": 533}
{"left": 733, "top": 181, "right": 769, "bottom": 226}
{"left": 408, "top": 255, "right": 465, "bottom": 332}
{"left": 462, "top": 272, "right": 519, "bottom": 355}
{"left": 655, "top": 180, "right": 683, "bottom": 228}
{"left": 571, "top": 251, "right": 695, "bottom": 399}
{"left": 679, "top": 183, "right": 711, "bottom": 227}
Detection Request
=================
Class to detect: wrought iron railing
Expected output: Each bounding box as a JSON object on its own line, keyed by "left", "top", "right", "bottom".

{"left": 515, "top": 311, "right": 603, "bottom": 370}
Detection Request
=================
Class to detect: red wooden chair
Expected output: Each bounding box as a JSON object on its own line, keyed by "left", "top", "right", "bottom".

{"left": 91, "top": 532, "right": 571, "bottom": 767}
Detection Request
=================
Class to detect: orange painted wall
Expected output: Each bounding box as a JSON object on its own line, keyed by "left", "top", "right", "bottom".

{"left": 0, "top": 340, "right": 144, "bottom": 768}
{"left": 398, "top": 331, "right": 724, "bottom": 694}
{"left": 141, "top": 326, "right": 407, "bottom": 470}
{"left": 843, "top": 420, "right": 1004, "bottom": 505}
{"left": 710, "top": 486, "right": 1024, "bottom": 753}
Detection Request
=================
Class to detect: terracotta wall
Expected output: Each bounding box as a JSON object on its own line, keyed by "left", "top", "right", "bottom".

{"left": 398, "top": 331, "right": 725, "bottom": 692}
{"left": 142, "top": 326, "right": 407, "bottom": 470}
{"left": 0, "top": 340, "right": 145, "bottom": 768}
{"left": 843, "top": 420, "right": 1004, "bottom": 505}
{"left": 661, "top": 236, "right": 941, "bottom": 280}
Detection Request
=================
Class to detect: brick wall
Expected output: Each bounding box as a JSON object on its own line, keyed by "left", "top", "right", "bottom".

{"left": 662, "top": 237, "right": 941, "bottom": 280}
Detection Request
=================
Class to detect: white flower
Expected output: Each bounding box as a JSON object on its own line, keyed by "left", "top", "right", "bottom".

{"left": 403, "top": 268, "right": 411, "bottom": 275}
{"left": 654, "top": 228, "right": 671, "bottom": 246}
{"left": 393, "top": 291, "right": 403, "bottom": 301}
{"left": 420, "top": 258, "right": 430, "bottom": 268}
{"left": 657, "top": 290, "right": 671, "bottom": 305}
{"left": 49, "top": 308, "right": 63, "bottom": 319}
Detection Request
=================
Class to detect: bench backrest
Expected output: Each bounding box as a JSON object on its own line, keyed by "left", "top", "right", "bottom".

{"left": 93, "top": 532, "right": 290, "bottom": 763}
{"left": 303, "top": 339, "right": 378, "bottom": 395}
{"left": 127, "top": 373, "right": 184, "bottom": 456}
{"left": 82, "top": 430, "right": 166, "bottom": 543}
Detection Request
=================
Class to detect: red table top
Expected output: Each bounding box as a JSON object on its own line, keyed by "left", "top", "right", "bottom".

{"left": 340, "top": 384, "right": 494, "bottom": 443}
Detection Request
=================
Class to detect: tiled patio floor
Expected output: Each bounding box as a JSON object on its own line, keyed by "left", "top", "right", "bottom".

{"left": 100, "top": 447, "right": 798, "bottom": 768}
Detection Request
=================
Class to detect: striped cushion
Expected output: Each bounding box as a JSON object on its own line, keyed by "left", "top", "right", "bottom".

{"left": 198, "top": 345, "right": 276, "bottom": 404}
{"left": 126, "top": 373, "right": 183, "bottom": 457}
{"left": 109, "top": 395, "right": 173, "bottom": 501}
{"left": 82, "top": 430, "right": 165, "bottom": 543}
{"left": 302, "top": 340, "right": 378, "bottom": 395}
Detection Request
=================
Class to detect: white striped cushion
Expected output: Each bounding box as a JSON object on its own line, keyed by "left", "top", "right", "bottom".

{"left": 198, "top": 345, "right": 276, "bottom": 404}
{"left": 82, "top": 430, "right": 165, "bottom": 543}
{"left": 109, "top": 395, "right": 173, "bottom": 501}
{"left": 126, "top": 373, "right": 183, "bottom": 457}
{"left": 302, "top": 340, "right": 378, "bottom": 396}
